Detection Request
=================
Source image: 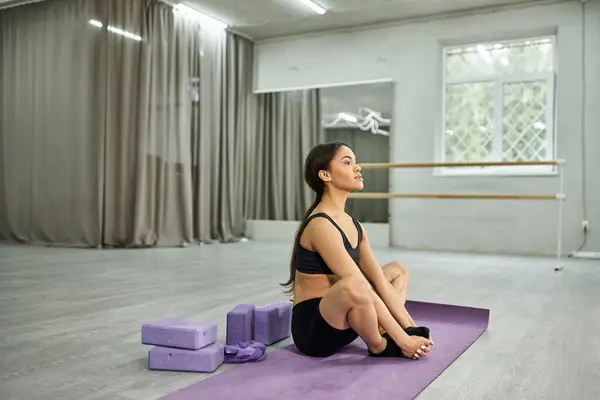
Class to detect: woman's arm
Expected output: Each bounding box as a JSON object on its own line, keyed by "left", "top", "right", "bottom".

{"left": 307, "top": 218, "right": 414, "bottom": 348}
{"left": 356, "top": 223, "right": 416, "bottom": 329}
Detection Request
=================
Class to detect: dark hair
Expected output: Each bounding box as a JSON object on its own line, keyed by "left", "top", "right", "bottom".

{"left": 280, "top": 141, "right": 349, "bottom": 295}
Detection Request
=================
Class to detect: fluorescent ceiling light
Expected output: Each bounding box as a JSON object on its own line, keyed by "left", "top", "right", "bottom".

{"left": 107, "top": 25, "right": 142, "bottom": 41}
{"left": 89, "top": 19, "right": 142, "bottom": 41}
{"left": 174, "top": 4, "right": 228, "bottom": 30}
{"left": 296, "top": 0, "right": 326, "bottom": 15}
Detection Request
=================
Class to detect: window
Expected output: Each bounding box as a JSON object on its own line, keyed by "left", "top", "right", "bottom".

{"left": 440, "top": 36, "right": 556, "bottom": 175}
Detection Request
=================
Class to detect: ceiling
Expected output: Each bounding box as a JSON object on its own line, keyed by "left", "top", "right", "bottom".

{"left": 0, "top": 0, "right": 36, "bottom": 6}
{"left": 0, "top": 0, "right": 567, "bottom": 40}
{"left": 184, "top": 0, "right": 560, "bottom": 41}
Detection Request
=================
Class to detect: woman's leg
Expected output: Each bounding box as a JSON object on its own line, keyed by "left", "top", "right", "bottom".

{"left": 318, "top": 275, "right": 387, "bottom": 354}
{"left": 381, "top": 262, "right": 417, "bottom": 327}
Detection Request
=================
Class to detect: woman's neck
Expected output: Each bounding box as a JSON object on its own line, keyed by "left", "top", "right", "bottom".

{"left": 319, "top": 188, "right": 349, "bottom": 217}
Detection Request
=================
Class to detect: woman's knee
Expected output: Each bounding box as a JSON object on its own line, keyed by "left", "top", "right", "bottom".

{"left": 396, "top": 262, "right": 409, "bottom": 279}
{"left": 386, "top": 261, "right": 409, "bottom": 281}
{"left": 339, "top": 276, "right": 373, "bottom": 306}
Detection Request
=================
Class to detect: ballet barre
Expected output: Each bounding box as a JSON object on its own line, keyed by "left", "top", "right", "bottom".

{"left": 349, "top": 193, "right": 561, "bottom": 200}
{"left": 351, "top": 159, "right": 567, "bottom": 272}
{"left": 359, "top": 160, "right": 562, "bottom": 169}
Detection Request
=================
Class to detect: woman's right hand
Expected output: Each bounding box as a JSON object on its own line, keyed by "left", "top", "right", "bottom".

{"left": 402, "top": 336, "right": 433, "bottom": 359}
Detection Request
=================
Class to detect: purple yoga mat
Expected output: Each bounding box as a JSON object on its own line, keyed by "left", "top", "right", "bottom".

{"left": 160, "top": 300, "right": 489, "bottom": 400}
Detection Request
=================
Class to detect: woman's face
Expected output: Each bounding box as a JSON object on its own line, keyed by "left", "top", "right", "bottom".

{"left": 320, "top": 145, "right": 363, "bottom": 192}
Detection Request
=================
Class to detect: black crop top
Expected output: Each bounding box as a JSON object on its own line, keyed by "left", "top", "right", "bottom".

{"left": 295, "top": 213, "right": 363, "bottom": 275}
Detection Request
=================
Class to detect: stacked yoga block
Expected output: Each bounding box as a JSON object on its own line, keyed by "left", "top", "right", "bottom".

{"left": 142, "top": 320, "right": 223, "bottom": 373}
{"left": 141, "top": 301, "right": 292, "bottom": 373}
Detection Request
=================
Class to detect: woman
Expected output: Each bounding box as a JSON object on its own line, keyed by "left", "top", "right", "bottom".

{"left": 281, "top": 141, "right": 433, "bottom": 359}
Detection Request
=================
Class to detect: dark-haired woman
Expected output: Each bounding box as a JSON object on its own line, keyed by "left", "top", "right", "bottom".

{"left": 282, "top": 142, "right": 433, "bottom": 359}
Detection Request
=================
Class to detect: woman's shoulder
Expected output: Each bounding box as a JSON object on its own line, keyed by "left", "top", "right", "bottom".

{"left": 303, "top": 212, "right": 334, "bottom": 230}
{"left": 345, "top": 212, "right": 363, "bottom": 226}
{"left": 297, "top": 212, "right": 331, "bottom": 239}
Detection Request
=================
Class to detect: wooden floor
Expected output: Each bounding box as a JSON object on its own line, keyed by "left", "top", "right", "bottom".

{"left": 1, "top": 241, "right": 599, "bottom": 400}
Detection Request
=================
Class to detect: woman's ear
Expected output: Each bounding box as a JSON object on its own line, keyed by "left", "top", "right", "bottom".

{"left": 318, "top": 169, "right": 331, "bottom": 182}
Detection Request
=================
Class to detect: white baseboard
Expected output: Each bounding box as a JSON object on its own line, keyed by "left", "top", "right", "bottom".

{"left": 570, "top": 251, "right": 600, "bottom": 260}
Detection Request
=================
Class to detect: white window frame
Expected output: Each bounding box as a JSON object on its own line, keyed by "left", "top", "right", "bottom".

{"left": 436, "top": 35, "right": 557, "bottom": 177}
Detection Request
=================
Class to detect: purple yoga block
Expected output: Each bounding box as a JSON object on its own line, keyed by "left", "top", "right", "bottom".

{"left": 141, "top": 319, "right": 217, "bottom": 350}
{"left": 148, "top": 343, "right": 224, "bottom": 373}
{"left": 254, "top": 301, "right": 292, "bottom": 346}
{"left": 226, "top": 304, "right": 256, "bottom": 345}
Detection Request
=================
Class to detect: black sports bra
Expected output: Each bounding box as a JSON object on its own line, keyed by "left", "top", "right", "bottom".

{"left": 295, "top": 213, "right": 363, "bottom": 275}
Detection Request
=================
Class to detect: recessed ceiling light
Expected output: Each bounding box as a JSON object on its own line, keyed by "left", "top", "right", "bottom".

{"left": 296, "top": 0, "right": 326, "bottom": 15}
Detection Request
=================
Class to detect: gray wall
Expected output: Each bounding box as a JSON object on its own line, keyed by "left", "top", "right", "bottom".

{"left": 254, "top": 1, "right": 599, "bottom": 256}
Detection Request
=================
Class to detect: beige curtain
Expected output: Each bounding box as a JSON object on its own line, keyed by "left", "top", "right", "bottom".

{"left": 249, "top": 89, "right": 323, "bottom": 221}
{"left": 0, "top": 0, "right": 107, "bottom": 246}
{"left": 102, "top": 0, "right": 199, "bottom": 247}
{"left": 0, "top": 0, "right": 320, "bottom": 247}
{"left": 100, "top": 0, "right": 257, "bottom": 246}
{"left": 192, "top": 31, "right": 256, "bottom": 243}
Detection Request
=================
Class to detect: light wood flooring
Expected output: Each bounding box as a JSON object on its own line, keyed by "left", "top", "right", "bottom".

{"left": 1, "top": 241, "right": 599, "bottom": 400}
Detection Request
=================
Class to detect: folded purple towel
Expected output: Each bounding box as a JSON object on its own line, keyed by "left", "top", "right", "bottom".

{"left": 224, "top": 341, "right": 267, "bottom": 364}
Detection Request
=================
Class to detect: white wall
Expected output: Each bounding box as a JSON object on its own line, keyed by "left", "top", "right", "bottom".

{"left": 254, "top": 1, "right": 600, "bottom": 256}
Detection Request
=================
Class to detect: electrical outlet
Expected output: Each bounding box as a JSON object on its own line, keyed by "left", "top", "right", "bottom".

{"left": 582, "top": 220, "right": 589, "bottom": 231}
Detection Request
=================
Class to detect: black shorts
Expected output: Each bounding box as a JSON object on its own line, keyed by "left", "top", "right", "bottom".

{"left": 291, "top": 297, "right": 359, "bottom": 357}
